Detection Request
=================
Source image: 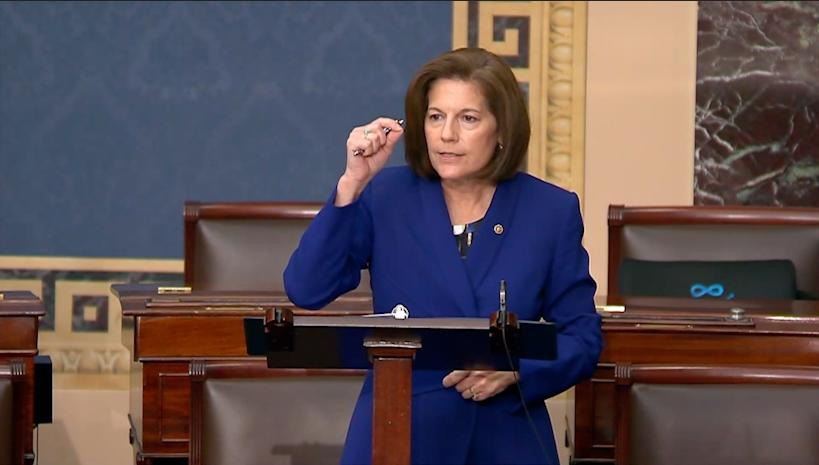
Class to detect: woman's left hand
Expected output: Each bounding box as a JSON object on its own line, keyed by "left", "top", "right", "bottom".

{"left": 442, "top": 370, "right": 518, "bottom": 402}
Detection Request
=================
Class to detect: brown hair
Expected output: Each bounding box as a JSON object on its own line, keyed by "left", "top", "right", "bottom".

{"left": 404, "top": 47, "right": 530, "bottom": 182}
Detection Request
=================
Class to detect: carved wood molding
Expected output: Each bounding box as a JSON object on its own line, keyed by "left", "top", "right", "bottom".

{"left": 453, "top": 1, "right": 588, "bottom": 204}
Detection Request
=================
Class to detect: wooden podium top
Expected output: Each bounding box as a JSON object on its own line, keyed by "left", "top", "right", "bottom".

{"left": 0, "top": 291, "right": 43, "bottom": 353}
{"left": 596, "top": 295, "right": 819, "bottom": 334}
{"left": 112, "top": 284, "right": 557, "bottom": 367}
{"left": 0, "top": 291, "right": 45, "bottom": 317}
{"left": 113, "top": 284, "right": 373, "bottom": 316}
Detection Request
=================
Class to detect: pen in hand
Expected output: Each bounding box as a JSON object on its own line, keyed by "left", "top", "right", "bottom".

{"left": 353, "top": 119, "right": 405, "bottom": 157}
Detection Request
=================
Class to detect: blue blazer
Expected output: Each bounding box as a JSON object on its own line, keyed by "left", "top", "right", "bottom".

{"left": 285, "top": 166, "right": 602, "bottom": 465}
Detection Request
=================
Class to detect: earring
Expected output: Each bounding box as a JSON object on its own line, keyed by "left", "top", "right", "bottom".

{"left": 498, "top": 142, "right": 504, "bottom": 151}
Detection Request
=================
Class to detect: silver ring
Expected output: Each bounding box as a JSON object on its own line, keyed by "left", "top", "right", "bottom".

{"left": 363, "top": 128, "right": 371, "bottom": 138}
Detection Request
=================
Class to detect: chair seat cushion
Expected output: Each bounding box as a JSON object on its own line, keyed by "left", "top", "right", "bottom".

{"left": 618, "top": 258, "right": 798, "bottom": 300}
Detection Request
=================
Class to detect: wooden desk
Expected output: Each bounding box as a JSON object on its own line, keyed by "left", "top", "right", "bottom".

{"left": 572, "top": 296, "right": 819, "bottom": 464}
{"left": 113, "top": 285, "right": 372, "bottom": 465}
{"left": 0, "top": 291, "right": 45, "bottom": 465}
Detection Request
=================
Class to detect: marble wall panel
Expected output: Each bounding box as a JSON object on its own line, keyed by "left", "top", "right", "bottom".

{"left": 695, "top": 1, "right": 819, "bottom": 206}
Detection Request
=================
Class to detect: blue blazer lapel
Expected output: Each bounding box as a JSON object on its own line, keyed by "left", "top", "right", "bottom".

{"left": 464, "top": 175, "right": 520, "bottom": 291}
{"left": 419, "top": 178, "right": 477, "bottom": 316}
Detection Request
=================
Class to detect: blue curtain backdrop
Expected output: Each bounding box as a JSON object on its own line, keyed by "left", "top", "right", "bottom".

{"left": 0, "top": 1, "right": 452, "bottom": 258}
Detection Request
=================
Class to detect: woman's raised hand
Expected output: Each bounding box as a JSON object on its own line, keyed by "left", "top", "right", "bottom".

{"left": 336, "top": 117, "right": 404, "bottom": 206}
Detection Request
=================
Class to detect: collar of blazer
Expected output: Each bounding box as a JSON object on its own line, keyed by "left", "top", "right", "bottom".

{"left": 417, "top": 174, "right": 520, "bottom": 316}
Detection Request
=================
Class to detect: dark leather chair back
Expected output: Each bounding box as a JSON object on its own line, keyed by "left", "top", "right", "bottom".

{"left": 615, "top": 365, "right": 819, "bottom": 465}
{"left": 607, "top": 205, "right": 819, "bottom": 299}
{"left": 184, "top": 202, "right": 371, "bottom": 293}
{"left": 0, "top": 361, "right": 25, "bottom": 465}
{"left": 0, "top": 379, "right": 11, "bottom": 465}
{"left": 190, "top": 361, "right": 365, "bottom": 465}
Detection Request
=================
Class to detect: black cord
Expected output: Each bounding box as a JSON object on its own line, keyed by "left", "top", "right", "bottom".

{"left": 501, "top": 324, "right": 551, "bottom": 463}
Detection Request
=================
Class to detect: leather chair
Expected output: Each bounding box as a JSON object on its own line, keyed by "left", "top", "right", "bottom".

{"left": 0, "top": 361, "right": 25, "bottom": 465}
{"left": 607, "top": 205, "right": 819, "bottom": 300}
{"left": 615, "top": 364, "right": 819, "bottom": 465}
{"left": 184, "top": 201, "right": 371, "bottom": 293}
{"left": 189, "top": 361, "right": 365, "bottom": 465}
{"left": 183, "top": 202, "right": 372, "bottom": 465}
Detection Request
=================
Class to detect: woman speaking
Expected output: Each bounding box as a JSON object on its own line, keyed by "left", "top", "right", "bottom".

{"left": 285, "top": 47, "right": 602, "bottom": 465}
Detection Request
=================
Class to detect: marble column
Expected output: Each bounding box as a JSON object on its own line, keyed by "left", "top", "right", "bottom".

{"left": 695, "top": 1, "right": 819, "bottom": 206}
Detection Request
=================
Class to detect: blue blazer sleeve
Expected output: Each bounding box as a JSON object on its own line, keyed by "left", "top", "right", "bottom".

{"left": 284, "top": 187, "right": 373, "bottom": 310}
{"left": 517, "top": 193, "right": 602, "bottom": 405}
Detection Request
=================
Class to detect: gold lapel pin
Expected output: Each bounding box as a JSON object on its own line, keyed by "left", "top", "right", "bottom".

{"left": 493, "top": 224, "right": 504, "bottom": 235}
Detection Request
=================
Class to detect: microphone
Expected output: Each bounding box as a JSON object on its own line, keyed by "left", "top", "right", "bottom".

{"left": 495, "top": 279, "right": 550, "bottom": 462}
{"left": 498, "top": 279, "right": 508, "bottom": 328}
